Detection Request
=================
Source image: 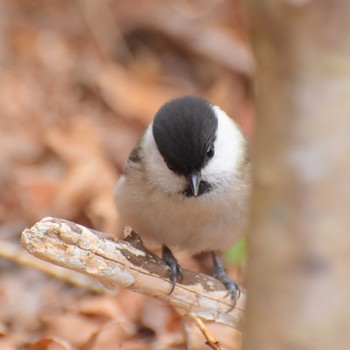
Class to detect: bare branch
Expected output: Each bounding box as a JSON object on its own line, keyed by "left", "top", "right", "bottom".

{"left": 21, "top": 217, "right": 245, "bottom": 329}
{"left": 0, "top": 240, "right": 107, "bottom": 293}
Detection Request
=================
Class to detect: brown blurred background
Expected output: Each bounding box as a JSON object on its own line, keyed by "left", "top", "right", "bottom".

{"left": 0, "top": 1, "right": 254, "bottom": 349}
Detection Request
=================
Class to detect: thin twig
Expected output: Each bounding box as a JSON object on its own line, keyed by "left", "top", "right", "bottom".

{"left": 190, "top": 314, "right": 223, "bottom": 350}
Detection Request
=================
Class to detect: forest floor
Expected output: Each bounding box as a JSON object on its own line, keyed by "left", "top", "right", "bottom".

{"left": 0, "top": 1, "right": 254, "bottom": 349}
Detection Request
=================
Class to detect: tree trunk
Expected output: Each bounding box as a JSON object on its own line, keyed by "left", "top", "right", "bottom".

{"left": 243, "top": 1, "right": 350, "bottom": 349}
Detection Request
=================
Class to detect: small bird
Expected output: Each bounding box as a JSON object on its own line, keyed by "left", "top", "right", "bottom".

{"left": 116, "top": 96, "right": 251, "bottom": 304}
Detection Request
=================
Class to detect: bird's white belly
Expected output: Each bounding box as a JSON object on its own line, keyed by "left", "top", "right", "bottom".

{"left": 117, "top": 179, "right": 247, "bottom": 253}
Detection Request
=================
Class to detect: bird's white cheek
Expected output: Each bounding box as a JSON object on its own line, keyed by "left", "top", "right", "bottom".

{"left": 202, "top": 105, "right": 246, "bottom": 183}
{"left": 201, "top": 142, "right": 238, "bottom": 185}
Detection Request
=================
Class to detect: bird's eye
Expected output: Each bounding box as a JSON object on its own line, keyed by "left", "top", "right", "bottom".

{"left": 206, "top": 146, "right": 215, "bottom": 158}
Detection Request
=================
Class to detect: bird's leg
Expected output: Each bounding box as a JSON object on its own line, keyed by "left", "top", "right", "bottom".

{"left": 211, "top": 252, "right": 240, "bottom": 307}
{"left": 162, "top": 245, "right": 183, "bottom": 294}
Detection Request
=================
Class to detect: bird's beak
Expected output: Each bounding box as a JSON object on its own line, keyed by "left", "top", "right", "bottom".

{"left": 187, "top": 172, "right": 202, "bottom": 197}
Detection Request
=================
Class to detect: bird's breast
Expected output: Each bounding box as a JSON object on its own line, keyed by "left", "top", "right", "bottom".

{"left": 117, "top": 176, "right": 248, "bottom": 254}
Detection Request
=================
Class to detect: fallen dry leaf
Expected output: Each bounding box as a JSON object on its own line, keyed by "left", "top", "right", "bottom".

{"left": 0, "top": 0, "right": 252, "bottom": 348}
{"left": 27, "top": 338, "right": 72, "bottom": 350}
{"left": 45, "top": 118, "right": 119, "bottom": 233}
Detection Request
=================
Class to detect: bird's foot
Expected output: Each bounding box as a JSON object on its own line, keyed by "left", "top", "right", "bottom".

{"left": 162, "top": 245, "right": 183, "bottom": 294}
{"left": 212, "top": 252, "right": 240, "bottom": 308}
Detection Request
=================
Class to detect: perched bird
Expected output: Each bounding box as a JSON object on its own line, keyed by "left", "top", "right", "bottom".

{"left": 116, "top": 96, "right": 251, "bottom": 303}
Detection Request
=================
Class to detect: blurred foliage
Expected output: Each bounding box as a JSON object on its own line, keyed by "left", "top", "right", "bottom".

{"left": 225, "top": 236, "right": 247, "bottom": 265}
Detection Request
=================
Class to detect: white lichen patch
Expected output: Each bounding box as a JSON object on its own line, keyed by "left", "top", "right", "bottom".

{"left": 169, "top": 293, "right": 193, "bottom": 308}
{"left": 204, "top": 279, "right": 217, "bottom": 290}
{"left": 197, "top": 296, "right": 218, "bottom": 310}
{"left": 193, "top": 309, "right": 217, "bottom": 322}
{"left": 214, "top": 311, "right": 238, "bottom": 327}
{"left": 123, "top": 226, "right": 133, "bottom": 238}
{"left": 117, "top": 241, "right": 146, "bottom": 257}
{"left": 86, "top": 263, "right": 135, "bottom": 288}
{"left": 194, "top": 309, "right": 236, "bottom": 328}
{"left": 107, "top": 266, "right": 135, "bottom": 288}
{"left": 190, "top": 279, "right": 225, "bottom": 295}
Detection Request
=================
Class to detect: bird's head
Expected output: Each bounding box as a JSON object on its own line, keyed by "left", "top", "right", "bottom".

{"left": 143, "top": 96, "right": 247, "bottom": 198}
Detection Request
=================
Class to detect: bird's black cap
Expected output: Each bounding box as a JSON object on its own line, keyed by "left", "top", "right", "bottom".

{"left": 152, "top": 96, "right": 218, "bottom": 177}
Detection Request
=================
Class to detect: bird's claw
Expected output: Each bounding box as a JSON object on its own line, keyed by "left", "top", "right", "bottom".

{"left": 212, "top": 252, "right": 241, "bottom": 309}
{"left": 162, "top": 245, "right": 183, "bottom": 294}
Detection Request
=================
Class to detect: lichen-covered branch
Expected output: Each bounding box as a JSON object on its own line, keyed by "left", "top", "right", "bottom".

{"left": 21, "top": 217, "right": 245, "bottom": 329}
